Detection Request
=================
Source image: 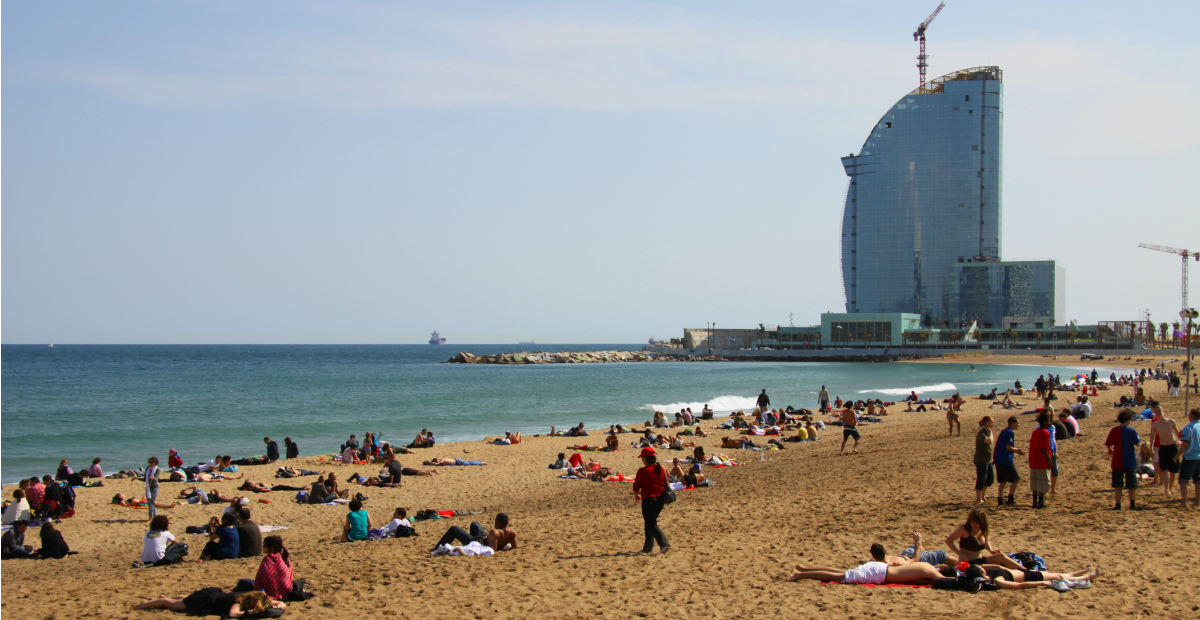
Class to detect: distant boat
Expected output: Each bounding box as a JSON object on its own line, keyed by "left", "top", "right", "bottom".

{"left": 428, "top": 331, "right": 447, "bottom": 345}
{"left": 518, "top": 341, "right": 536, "bottom": 346}
{"left": 49, "top": 342, "right": 54, "bottom": 348}
{"left": 648, "top": 337, "right": 666, "bottom": 346}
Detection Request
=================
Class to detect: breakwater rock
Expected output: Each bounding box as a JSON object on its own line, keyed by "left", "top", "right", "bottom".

{"left": 445, "top": 350, "right": 723, "bottom": 364}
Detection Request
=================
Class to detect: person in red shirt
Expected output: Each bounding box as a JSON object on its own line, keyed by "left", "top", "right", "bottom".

{"left": 1028, "top": 413, "right": 1053, "bottom": 509}
{"left": 254, "top": 536, "right": 293, "bottom": 599}
{"left": 631, "top": 447, "right": 670, "bottom": 554}
{"left": 167, "top": 449, "right": 183, "bottom": 470}
{"left": 26, "top": 478, "right": 46, "bottom": 513}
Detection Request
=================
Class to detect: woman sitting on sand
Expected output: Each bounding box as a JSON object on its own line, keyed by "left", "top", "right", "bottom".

{"left": 653, "top": 411, "right": 669, "bottom": 428}
{"left": 944, "top": 508, "right": 1026, "bottom": 571}
{"left": 133, "top": 589, "right": 283, "bottom": 617}
{"left": 343, "top": 499, "right": 372, "bottom": 542}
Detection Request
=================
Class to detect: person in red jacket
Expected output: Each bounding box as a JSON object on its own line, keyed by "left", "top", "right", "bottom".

{"left": 1028, "top": 413, "right": 1053, "bottom": 509}
{"left": 167, "top": 449, "right": 183, "bottom": 470}
{"left": 631, "top": 447, "right": 670, "bottom": 554}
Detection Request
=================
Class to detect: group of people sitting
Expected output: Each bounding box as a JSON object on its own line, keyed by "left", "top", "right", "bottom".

{"left": 787, "top": 508, "right": 1098, "bottom": 592}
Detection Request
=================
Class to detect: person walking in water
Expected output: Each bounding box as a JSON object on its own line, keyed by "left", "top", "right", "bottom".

{"left": 631, "top": 447, "right": 670, "bottom": 554}
{"left": 818, "top": 386, "right": 830, "bottom": 412}
{"left": 756, "top": 389, "right": 770, "bottom": 414}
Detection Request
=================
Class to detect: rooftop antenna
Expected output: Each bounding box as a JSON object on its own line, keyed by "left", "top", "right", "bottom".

{"left": 914, "top": 2, "right": 945, "bottom": 88}
{"left": 1138, "top": 242, "right": 1199, "bottom": 309}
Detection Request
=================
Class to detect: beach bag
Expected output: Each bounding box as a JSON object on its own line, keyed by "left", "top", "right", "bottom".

{"left": 161, "top": 542, "right": 189, "bottom": 564}
{"left": 394, "top": 525, "right": 419, "bottom": 538}
{"left": 659, "top": 465, "right": 676, "bottom": 505}
{"left": 285, "top": 578, "right": 314, "bottom": 602}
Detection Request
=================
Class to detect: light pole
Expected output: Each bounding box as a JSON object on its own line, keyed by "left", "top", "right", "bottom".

{"left": 1183, "top": 308, "right": 1198, "bottom": 414}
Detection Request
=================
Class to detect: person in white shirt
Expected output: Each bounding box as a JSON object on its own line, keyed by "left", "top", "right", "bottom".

{"left": 1, "top": 490, "right": 32, "bottom": 525}
{"left": 197, "top": 455, "right": 222, "bottom": 474}
{"left": 376, "top": 507, "right": 411, "bottom": 538}
{"left": 1071, "top": 396, "right": 1092, "bottom": 419}
{"left": 141, "top": 515, "right": 178, "bottom": 565}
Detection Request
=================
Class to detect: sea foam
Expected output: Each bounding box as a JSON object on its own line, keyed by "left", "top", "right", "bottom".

{"left": 857, "top": 382, "right": 958, "bottom": 396}
{"left": 643, "top": 395, "right": 759, "bottom": 413}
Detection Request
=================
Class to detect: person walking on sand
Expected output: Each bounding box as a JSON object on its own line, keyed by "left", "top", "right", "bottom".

{"left": 974, "top": 416, "right": 995, "bottom": 504}
{"left": 840, "top": 406, "right": 860, "bottom": 455}
{"left": 1150, "top": 410, "right": 1181, "bottom": 496}
{"left": 756, "top": 389, "right": 770, "bottom": 414}
{"left": 631, "top": 447, "right": 670, "bottom": 554}
{"left": 818, "top": 386, "right": 830, "bottom": 412}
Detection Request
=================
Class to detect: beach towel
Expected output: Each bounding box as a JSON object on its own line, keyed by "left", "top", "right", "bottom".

{"left": 258, "top": 525, "right": 290, "bottom": 533}
{"left": 819, "top": 582, "right": 930, "bottom": 588}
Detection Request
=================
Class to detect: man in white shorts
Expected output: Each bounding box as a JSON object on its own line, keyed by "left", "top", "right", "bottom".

{"left": 787, "top": 542, "right": 943, "bottom": 584}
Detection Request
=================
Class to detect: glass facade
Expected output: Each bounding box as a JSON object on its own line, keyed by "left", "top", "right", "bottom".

{"left": 841, "top": 67, "right": 1003, "bottom": 323}
{"left": 946, "top": 260, "right": 1065, "bottom": 328}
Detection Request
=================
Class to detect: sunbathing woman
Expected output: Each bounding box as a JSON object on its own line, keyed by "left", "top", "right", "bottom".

{"left": 944, "top": 507, "right": 1026, "bottom": 570}
{"left": 239, "top": 480, "right": 306, "bottom": 493}
{"left": 111, "top": 493, "right": 175, "bottom": 509}
{"left": 787, "top": 544, "right": 943, "bottom": 585}
{"left": 422, "top": 457, "right": 486, "bottom": 466}
{"left": 176, "top": 486, "right": 235, "bottom": 504}
{"left": 133, "top": 588, "right": 283, "bottom": 617}
{"left": 954, "top": 563, "right": 1100, "bottom": 590}
{"left": 275, "top": 466, "right": 322, "bottom": 478}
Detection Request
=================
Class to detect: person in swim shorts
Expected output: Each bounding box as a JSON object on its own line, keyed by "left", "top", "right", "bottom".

{"left": 840, "top": 406, "right": 860, "bottom": 455}
{"left": 787, "top": 542, "right": 942, "bottom": 584}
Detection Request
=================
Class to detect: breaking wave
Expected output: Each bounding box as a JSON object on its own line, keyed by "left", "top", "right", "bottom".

{"left": 643, "top": 395, "right": 759, "bottom": 413}
{"left": 857, "top": 382, "right": 958, "bottom": 396}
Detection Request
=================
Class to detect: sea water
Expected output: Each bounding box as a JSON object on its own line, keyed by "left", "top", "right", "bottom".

{"left": 0, "top": 344, "right": 1099, "bottom": 483}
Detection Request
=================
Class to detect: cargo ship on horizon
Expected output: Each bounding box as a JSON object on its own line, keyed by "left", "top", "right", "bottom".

{"left": 428, "top": 331, "right": 447, "bottom": 345}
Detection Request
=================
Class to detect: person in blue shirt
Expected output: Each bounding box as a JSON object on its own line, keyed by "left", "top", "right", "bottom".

{"left": 1176, "top": 408, "right": 1200, "bottom": 510}
{"left": 993, "top": 416, "right": 1025, "bottom": 507}
{"left": 1047, "top": 409, "right": 1060, "bottom": 496}
{"left": 201, "top": 513, "right": 240, "bottom": 560}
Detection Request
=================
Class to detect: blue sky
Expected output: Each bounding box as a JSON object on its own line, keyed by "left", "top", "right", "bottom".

{"left": 3, "top": 1, "right": 1198, "bottom": 344}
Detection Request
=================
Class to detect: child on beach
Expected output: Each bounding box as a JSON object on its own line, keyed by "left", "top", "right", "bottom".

{"left": 1105, "top": 409, "right": 1142, "bottom": 510}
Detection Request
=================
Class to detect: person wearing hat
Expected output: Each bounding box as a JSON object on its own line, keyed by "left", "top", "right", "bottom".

{"left": 631, "top": 447, "right": 670, "bottom": 554}
{"left": 167, "top": 449, "right": 183, "bottom": 469}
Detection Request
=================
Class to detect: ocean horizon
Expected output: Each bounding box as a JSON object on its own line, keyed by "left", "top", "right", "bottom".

{"left": 1, "top": 344, "right": 1097, "bottom": 484}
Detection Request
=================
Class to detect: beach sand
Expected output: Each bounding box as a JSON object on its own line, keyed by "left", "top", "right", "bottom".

{"left": 3, "top": 366, "right": 1199, "bottom": 620}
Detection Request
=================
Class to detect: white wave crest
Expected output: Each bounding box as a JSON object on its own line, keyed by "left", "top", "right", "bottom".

{"left": 643, "top": 395, "right": 759, "bottom": 413}
{"left": 857, "top": 382, "right": 958, "bottom": 396}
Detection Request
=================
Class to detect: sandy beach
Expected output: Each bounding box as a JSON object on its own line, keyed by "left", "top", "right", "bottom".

{"left": 3, "top": 363, "right": 1200, "bottom": 620}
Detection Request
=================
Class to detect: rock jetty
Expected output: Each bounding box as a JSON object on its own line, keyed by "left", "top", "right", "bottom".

{"left": 445, "top": 350, "right": 723, "bottom": 364}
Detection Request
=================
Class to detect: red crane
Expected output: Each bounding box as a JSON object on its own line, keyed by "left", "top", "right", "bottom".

{"left": 1139, "top": 242, "right": 1199, "bottom": 309}
{"left": 913, "top": 2, "right": 945, "bottom": 87}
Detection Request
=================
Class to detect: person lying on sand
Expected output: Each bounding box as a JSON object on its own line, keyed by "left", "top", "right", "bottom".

{"left": 238, "top": 480, "right": 306, "bottom": 493}
{"left": 133, "top": 589, "right": 284, "bottom": 617}
{"left": 175, "top": 487, "right": 234, "bottom": 505}
{"left": 787, "top": 543, "right": 943, "bottom": 584}
{"left": 716, "top": 437, "right": 755, "bottom": 449}
{"left": 430, "top": 512, "right": 516, "bottom": 553}
{"left": 111, "top": 493, "right": 175, "bottom": 509}
{"left": 422, "top": 457, "right": 487, "bottom": 466}
{"left": 275, "top": 467, "right": 322, "bottom": 478}
{"left": 948, "top": 564, "right": 1100, "bottom": 591}
{"left": 884, "top": 533, "right": 945, "bottom": 566}
{"left": 192, "top": 471, "right": 243, "bottom": 482}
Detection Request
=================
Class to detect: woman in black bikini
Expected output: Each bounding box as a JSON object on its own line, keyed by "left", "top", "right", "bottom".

{"left": 947, "top": 564, "right": 1099, "bottom": 590}
{"left": 944, "top": 508, "right": 1026, "bottom": 571}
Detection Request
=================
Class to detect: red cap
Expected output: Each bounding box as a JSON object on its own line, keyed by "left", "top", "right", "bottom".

{"left": 639, "top": 447, "right": 657, "bottom": 457}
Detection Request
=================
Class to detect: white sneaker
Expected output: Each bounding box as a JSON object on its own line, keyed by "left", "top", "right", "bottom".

{"left": 1071, "top": 580, "right": 1092, "bottom": 590}
{"left": 1049, "top": 579, "right": 1071, "bottom": 592}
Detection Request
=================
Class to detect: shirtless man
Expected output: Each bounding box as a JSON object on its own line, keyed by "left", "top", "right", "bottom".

{"left": 946, "top": 401, "right": 962, "bottom": 437}
{"left": 606, "top": 431, "right": 620, "bottom": 451}
{"left": 886, "top": 532, "right": 947, "bottom": 566}
{"left": 787, "top": 543, "right": 943, "bottom": 584}
{"left": 431, "top": 513, "right": 517, "bottom": 553}
{"left": 1151, "top": 409, "right": 1182, "bottom": 495}
{"left": 840, "top": 406, "right": 860, "bottom": 455}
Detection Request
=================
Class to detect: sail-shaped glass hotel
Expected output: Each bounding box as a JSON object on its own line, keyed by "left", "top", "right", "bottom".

{"left": 839, "top": 67, "right": 1060, "bottom": 328}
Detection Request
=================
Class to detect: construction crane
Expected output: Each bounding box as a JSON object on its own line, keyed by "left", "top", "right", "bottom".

{"left": 913, "top": 2, "right": 945, "bottom": 87}
{"left": 1139, "top": 243, "right": 1200, "bottom": 309}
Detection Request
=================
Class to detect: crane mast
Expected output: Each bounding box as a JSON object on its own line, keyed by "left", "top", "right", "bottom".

{"left": 1138, "top": 242, "right": 1200, "bottom": 309}
{"left": 913, "top": 2, "right": 945, "bottom": 87}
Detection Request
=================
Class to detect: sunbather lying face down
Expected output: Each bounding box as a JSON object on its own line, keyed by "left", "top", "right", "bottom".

{"left": 422, "top": 458, "right": 488, "bottom": 466}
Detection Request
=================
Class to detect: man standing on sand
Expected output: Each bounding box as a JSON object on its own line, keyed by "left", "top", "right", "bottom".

{"left": 1151, "top": 408, "right": 1181, "bottom": 496}
{"left": 756, "top": 389, "right": 770, "bottom": 414}
{"left": 818, "top": 386, "right": 830, "bottom": 413}
{"left": 1028, "top": 413, "right": 1053, "bottom": 509}
{"left": 1105, "top": 409, "right": 1142, "bottom": 511}
{"left": 840, "top": 406, "right": 861, "bottom": 455}
{"left": 1174, "top": 408, "right": 1200, "bottom": 509}
{"left": 995, "top": 416, "right": 1025, "bottom": 507}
